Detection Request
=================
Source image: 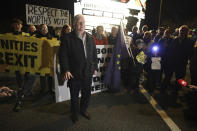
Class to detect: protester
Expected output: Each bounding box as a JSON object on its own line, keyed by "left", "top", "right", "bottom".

{"left": 143, "top": 31, "right": 153, "bottom": 54}
{"left": 36, "top": 24, "right": 52, "bottom": 39}
{"left": 60, "top": 24, "right": 72, "bottom": 41}
{"left": 124, "top": 39, "right": 146, "bottom": 93}
{"left": 130, "top": 26, "right": 140, "bottom": 46}
{"left": 94, "top": 25, "right": 108, "bottom": 45}
{"left": 172, "top": 28, "right": 179, "bottom": 37}
{"left": 158, "top": 28, "right": 174, "bottom": 88}
{"left": 191, "top": 28, "right": 197, "bottom": 41}
{"left": 139, "top": 25, "right": 149, "bottom": 39}
{"left": 36, "top": 24, "right": 54, "bottom": 94}
{"left": 154, "top": 26, "right": 165, "bottom": 42}
{"left": 150, "top": 29, "right": 157, "bottom": 40}
{"left": 11, "top": 18, "right": 36, "bottom": 112}
{"left": 145, "top": 42, "right": 163, "bottom": 89}
{"left": 188, "top": 28, "right": 193, "bottom": 38}
{"left": 108, "top": 26, "right": 118, "bottom": 45}
{"left": 27, "top": 24, "right": 37, "bottom": 36}
{"left": 163, "top": 25, "right": 194, "bottom": 89}
{"left": 11, "top": 18, "right": 23, "bottom": 35}
{"left": 59, "top": 14, "right": 98, "bottom": 123}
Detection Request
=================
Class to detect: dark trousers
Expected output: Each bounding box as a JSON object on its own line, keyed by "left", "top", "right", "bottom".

{"left": 15, "top": 72, "right": 36, "bottom": 101}
{"left": 127, "top": 73, "right": 141, "bottom": 91}
{"left": 163, "top": 66, "right": 186, "bottom": 87}
{"left": 145, "top": 69, "right": 162, "bottom": 92}
{"left": 15, "top": 71, "right": 23, "bottom": 89}
{"left": 15, "top": 72, "right": 36, "bottom": 92}
{"left": 68, "top": 77, "right": 92, "bottom": 115}
{"left": 150, "top": 70, "right": 162, "bottom": 86}
{"left": 40, "top": 76, "right": 53, "bottom": 92}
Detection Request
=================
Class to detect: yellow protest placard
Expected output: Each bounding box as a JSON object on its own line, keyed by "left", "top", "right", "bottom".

{"left": 0, "top": 33, "right": 60, "bottom": 76}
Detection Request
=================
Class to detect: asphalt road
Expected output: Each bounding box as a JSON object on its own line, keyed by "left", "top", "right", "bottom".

{"left": 1, "top": 73, "right": 197, "bottom": 131}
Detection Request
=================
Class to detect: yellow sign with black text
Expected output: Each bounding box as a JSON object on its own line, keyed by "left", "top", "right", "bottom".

{"left": 0, "top": 33, "right": 60, "bottom": 76}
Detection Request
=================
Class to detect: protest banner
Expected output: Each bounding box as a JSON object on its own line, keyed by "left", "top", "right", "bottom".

{"left": 26, "top": 4, "right": 69, "bottom": 27}
{"left": 0, "top": 33, "right": 60, "bottom": 76}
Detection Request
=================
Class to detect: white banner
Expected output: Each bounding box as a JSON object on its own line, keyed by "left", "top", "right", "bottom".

{"left": 26, "top": 4, "right": 69, "bottom": 27}
{"left": 54, "top": 45, "right": 113, "bottom": 103}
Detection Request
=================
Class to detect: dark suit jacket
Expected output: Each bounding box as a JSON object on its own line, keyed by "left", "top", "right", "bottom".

{"left": 58, "top": 31, "right": 98, "bottom": 79}
{"left": 167, "top": 37, "right": 194, "bottom": 68}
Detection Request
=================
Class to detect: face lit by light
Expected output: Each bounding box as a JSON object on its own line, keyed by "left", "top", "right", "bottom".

{"left": 97, "top": 26, "right": 104, "bottom": 35}
{"left": 111, "top": 27, "right": 118, "bottom": 37}
{"left": 13, "top": 23, "right": 22, "bottom": 32}
{"left": 41, "top": 24, "right": 48, "bottom": 35}
{"left": 65, "top": 26, "right": 71, "bottom": 33}
{"left": 28, "top": 25, "right": 36, "bottom": 33}
{"left": 137, "top": 43, "right": 144, "bottom": 49}
{"left": 75, "top": 15, "right": 85, "bottom": 34}
{"left": 179, "top": 26, "right": 188, "bottom": 38}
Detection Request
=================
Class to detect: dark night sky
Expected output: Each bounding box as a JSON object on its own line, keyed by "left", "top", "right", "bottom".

{"left": 145, "top": 0, "right": 196, "bottom": 29}
{"left": 0, "top": 0, "right": 196, "bottom": 32}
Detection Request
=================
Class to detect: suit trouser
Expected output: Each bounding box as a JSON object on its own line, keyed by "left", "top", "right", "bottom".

{"left": 40, "top": 75, "right": 53, "bottom": 92}
{"left": 69, "top": 77, "right": 92, "bottom": 115}
{"left": 164, "top": 66, "right": 186, "bottom": 87}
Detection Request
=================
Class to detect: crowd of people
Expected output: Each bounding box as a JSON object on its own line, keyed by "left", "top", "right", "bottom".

{"left": 0, "top": 18, "right": 73, "bottom": 111}
{"left": 127, "top": 24, "right": 197, "bottom": 92}
{"left": 0, "top": 15, "right": 197, "bottom": 123}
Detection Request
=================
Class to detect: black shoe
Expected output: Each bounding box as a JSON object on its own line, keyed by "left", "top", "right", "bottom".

{"left": 13, "top": 101, "right": 22, "bottom": 112}
{"left": 71, "top": 114, "right": 78, "bottom": 123}
{"left": 80, "top": 112, "right": 91, "bottom": 120}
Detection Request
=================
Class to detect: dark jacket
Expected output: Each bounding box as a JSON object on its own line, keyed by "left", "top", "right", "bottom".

{"left": 58, "top": 31, "right": 98, "bottom": 79}
{"left": 107, "top": 34, "right": 117, "bottom": 45}
{"left": 167, "top": 37, "right": 194, "bottom": 68}
{"left": 158, "top": 37, "right": 174, "bottom": 59}
{"left": 121, "top": 47, "right": 144, "bottom": 76}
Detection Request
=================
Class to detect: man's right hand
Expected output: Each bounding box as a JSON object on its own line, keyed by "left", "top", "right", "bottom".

{"left": 64, "top": 71, "right": 74, "bottom": 80}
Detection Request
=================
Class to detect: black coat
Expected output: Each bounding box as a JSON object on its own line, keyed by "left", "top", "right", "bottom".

{"left": 167, "top": 37, "right": 194, "bottom": 68}
{"left": 58, "top": 31, "right": 98, "bottom": 79}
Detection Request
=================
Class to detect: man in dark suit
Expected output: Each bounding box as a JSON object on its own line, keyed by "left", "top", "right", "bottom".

{"left": 59, "top": 14, "right": 98, "bottom": 123}
{"left": 164, "top": 25, "right": 194, "bottom": 88}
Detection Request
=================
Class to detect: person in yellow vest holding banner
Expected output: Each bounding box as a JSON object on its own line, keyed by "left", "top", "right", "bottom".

{"left": 27, "top": 24, "right": 37, "bottom": 36}
{"left": 11, "top": 18, "right": 37, "bottom": 112}
{"left": 36, "top": 24, "right": 54, "bottom": 95}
